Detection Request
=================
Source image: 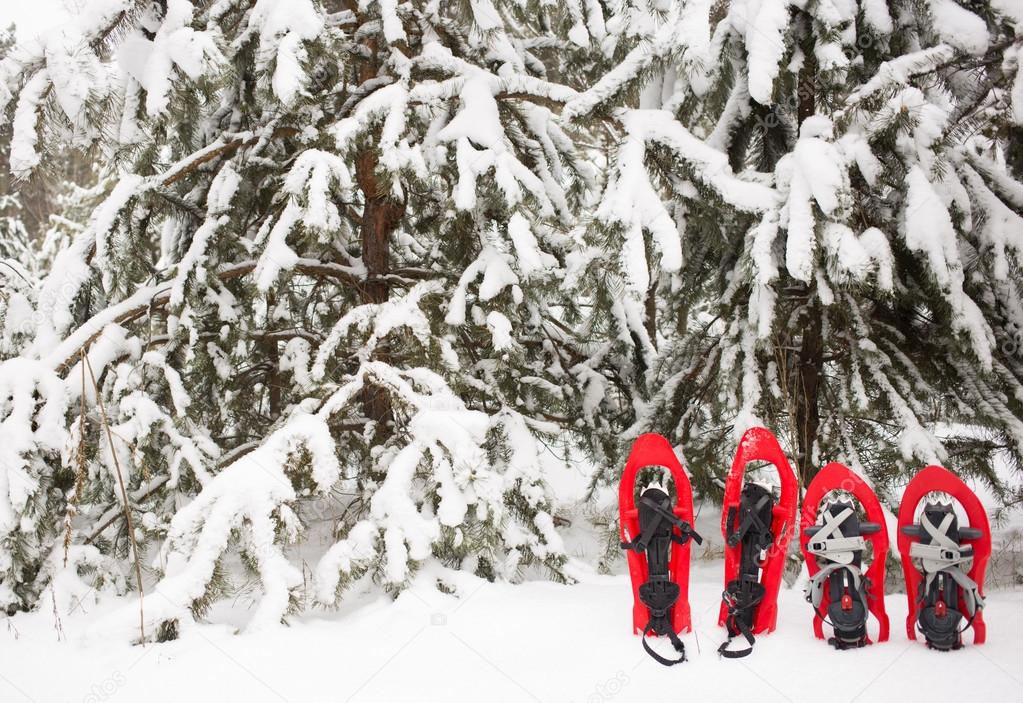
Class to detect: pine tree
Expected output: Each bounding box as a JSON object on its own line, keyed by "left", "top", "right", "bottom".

{"left": 0, "top": 0, "right": 594, "bottom": 636}
{"left": 0, "top": 24, "right": 34, "bottom": 274}
{"left": 568, "top": 0, "right": 1023, "bottom": 504}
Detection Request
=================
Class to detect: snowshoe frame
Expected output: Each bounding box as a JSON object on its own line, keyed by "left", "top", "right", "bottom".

{"left": 897, "top": 465, "right": 991, "bottom": 647}
{"left": 619, "top": 433, "right": 700, "bottom": 639}
{"left": 800, "top": 462, "right": 890, "bottom": 647}
{"left": 717, "top": 427, "right": 798, "bottom": 654}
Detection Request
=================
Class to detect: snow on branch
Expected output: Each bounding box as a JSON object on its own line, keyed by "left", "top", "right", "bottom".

{"left": 904, "top": 166, "right": 995, "bottom": 370}
{"left": 846, "top": 45, "right": 956, "bottom": 105}
{"left": 314, "top": 364, "right": 566, "bottom": 604}
{"left": 0, "top": 359, "right": 68, "bottom": 608}
{"left": 95, "top": 412, "right": 339, "bottom": 640}
{"left": 775, "top": 117, "right": 850, "bottom": 283}
{"left": 622, "top": 110, "right": 777, "bottom": 213}
{"left": 313, "top": 280, "right": 445, "bottom": 375}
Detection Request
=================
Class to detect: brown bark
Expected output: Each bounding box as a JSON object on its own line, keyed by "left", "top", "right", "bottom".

{"left": 794, "top": 299, "right": 823, "bottom": 481}
{"left": 354, "top": 135, "right": 404, "bottom": 427}
{"left": 797, "top": 50, "right": 817, "bottom": 126}
{"left": 793, "top": 37, "right": 823, "bottom": 482}
{"left": 644, "top": 278, "right": 657, "bottom": 347}
{"left": 261, "top": 293, "right": 282, "bottom": 418}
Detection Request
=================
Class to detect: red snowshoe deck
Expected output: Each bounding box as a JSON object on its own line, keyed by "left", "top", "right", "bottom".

{"left": 800, "top": 462, "right": 890, "bottom": 644}
{"left": 718, "top": 427, "right": 798, "bottom": 635}
{"left": 897, "top": 465, "right": 991, "bottom": 646}
{"left": 618, "top": 433, "right": 697, "bottom": 636}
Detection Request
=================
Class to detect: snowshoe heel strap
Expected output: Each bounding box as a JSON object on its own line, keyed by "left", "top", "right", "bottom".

{"left": 918, "top": 602, "right": 965, "bottom": 651}
{"left": 639, "top": 580, "right": 686, "bottom": 664}
{"left": 826, "top": 569, "right": 868, "bottom": 648}
{"left": 622, "top": 487, "right": 699, "bottom": 666}
{"left": 719, "top": 577, "right": 765, "bottom": 659}
{"left": 642, "top": 620, "right": 687, "bottom": 666}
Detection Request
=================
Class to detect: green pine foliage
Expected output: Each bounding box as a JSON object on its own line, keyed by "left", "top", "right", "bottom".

{"left": 0, "top": 0, "right": 598, "bottom": 635}
{"left": 0, "top": 0, "right": 1020, "bottom": 633}
{"left": 567, "top": 0, "right": 1023, "bottom": 507}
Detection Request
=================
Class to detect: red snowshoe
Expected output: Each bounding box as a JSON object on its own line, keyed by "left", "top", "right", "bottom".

{"left": 717, "top": 427, "right": 798, "bottom": 658}
{"left": 800, "top": 462, "right": 890, "bottom": 648}
{"left": 898, "top": 465, "right": 990, "bottom": 650}
{"left": 619, "top": 433, "right": 702, "bottom": 665}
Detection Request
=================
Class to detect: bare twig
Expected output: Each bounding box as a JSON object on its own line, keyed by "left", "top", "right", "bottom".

{"left": 83, "top": 351, "right": 146, "bottom": 644}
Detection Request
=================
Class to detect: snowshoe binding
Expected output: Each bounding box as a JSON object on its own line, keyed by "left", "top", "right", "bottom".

{"left": 800, "top": 462, "right": 890, "bottom": 649}
{"left": 898, "top": 466, "right": 990, "bottom": 650}
{"left": 717, "top": 427, "right": 798, "bottom": 658}
{"left": 619, "top": 434, "right": 702, "bottom": 666}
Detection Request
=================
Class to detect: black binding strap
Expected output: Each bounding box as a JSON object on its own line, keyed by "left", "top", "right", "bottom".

{"left": 642, "top": 619, "right": 688, "bottom": 665}
{"left": 719, "top": 483, "right": 774, "bottom": 659}
{"left": 621, "top": 487, "right": 702, "bottom": 666}
{"left": 718, "top": 576, "right": 764, "bottom": 658}
{"left": 621, "top": 495, "right": 703, "bottom": 552}
{"left": 640, "top": 579, "right": 687, "bottom": 665}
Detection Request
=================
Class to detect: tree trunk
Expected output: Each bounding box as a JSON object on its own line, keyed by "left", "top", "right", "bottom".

{"left": 794, "top": 297, "right": 823, "bottom": 481}
{"left": 793, "top": 32, "right": 823, "bottom": 482}
{"left": 341, "top": 12, "right": 406, "bottom": 427}
{"left": 354, "top": 147, "right": 404, "bottom": 426}
{"left": 644, "top": 278, "right": 657, "bottom": 347}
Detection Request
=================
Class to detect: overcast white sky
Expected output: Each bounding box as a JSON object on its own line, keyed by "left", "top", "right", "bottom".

{"left": 1, "top": 0, "right": 74, "bottom": 39}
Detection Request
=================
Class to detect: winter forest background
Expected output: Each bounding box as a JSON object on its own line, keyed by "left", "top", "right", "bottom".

{"left": 0, "top": 0, "right": 1022, "bottom": 680}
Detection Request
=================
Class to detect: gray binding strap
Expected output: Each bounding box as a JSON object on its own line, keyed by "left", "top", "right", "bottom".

{"left": 908, "top": 511, "right": 975, "bottom": 573}
{"left": 923, "top": 512, "right": 957, "bottom": 551}
{"left": 922, "top": 567, "right": 985, "bottom": 616}
{"left": 805, "top": 562, "right": 864, "bottom": 609}
{"left": 910, "top": 510, "right": 985, "bottom": 618}
{"left": 806, "top": 508, "right": 865, "bottom": 565}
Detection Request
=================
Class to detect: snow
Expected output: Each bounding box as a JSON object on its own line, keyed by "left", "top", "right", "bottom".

{"left": 91, "top": 413, "right": 340, "bottom": 641}
{"left": 445, "top": 246, "right": 520, "bottom": 326}
{"left": 861, "top": 0, "right": 894, "bottom": 35}
{"left": 9, "top": 68, "right": 48, "bottom": 177}
{"left": 90, "top": 175, "right": 146, "bottom": 288}
{"left": 924, "top": 0, "right": 989, "bottom": 56}
{"left": 253, "top": 201, "right": 302, "bottom": 291}
{"left": 3, "top": 506, "right": 1022, "bottom": 701}
{"left": 734, "top": 0, "right": 790, "bottom": 105}
{"left": 613, "top": 109, "right": 777, "bottom": 223}
{"left": 849, "top": 46, "right": 956, "bottom": 103}
{"left": 313, "top": 281, "right": 442, "bottom": 374}
{"left": 775, "top": 117, "right": 849, "bottom": 283}
{"left": 244, "top": 0, "right": 324, "bottom": 104}
{"left": 904, "top": 166, "right": 994, "bottom": 370}
{"left": 506, "top": 213, "right": 555, "bottom": 277}
{"left": 44, "top": 32, "right": 105, "bottom": 130}
{"left": 486, "top": 310, "right": 513, "bottom": 350}
{"left": 116, "top": 0, "right": 222, "bottom": 116}
{"left": 0, "top": 358, "right": 67, "bottom": 529}
{"left": 598, "top": 113, "right": 683, "bottom": 293}
{"left": 0, "top": 0, "right": 1021, "bottom": 698}
{"left": 430, "top": 65, "right": 560, "bottom": 215}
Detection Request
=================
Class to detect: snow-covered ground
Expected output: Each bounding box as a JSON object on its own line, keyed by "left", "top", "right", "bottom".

{"left": 2, "top": 453, "right": 1021, "bottom": 703}
{"left": 1, "top": 563, "right": 1021, "bottom": 703}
